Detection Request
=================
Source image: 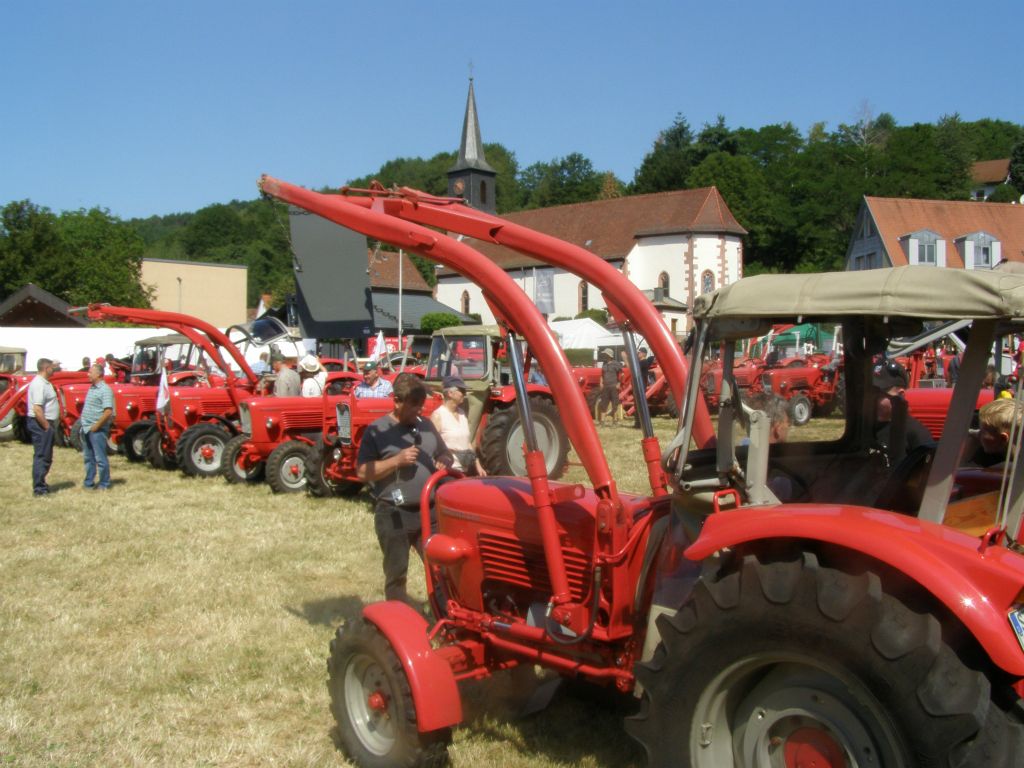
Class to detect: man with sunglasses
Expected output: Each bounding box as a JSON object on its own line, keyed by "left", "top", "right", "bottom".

{"left": 873, "top": 359, "right": 933, "bottom": 463}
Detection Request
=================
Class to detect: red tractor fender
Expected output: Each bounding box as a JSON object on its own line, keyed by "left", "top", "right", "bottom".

{"left": 486, "top": 383, "right": 551, "bottom": 405}
{"left": 361, "top": 601, "right": 463, "bottom": 733}
{"left": 685, "top": 505, "right": 1024, "bottom": 677}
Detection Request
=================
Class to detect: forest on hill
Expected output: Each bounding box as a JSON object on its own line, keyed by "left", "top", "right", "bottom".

{"left": 3, "top": 113, "right": 1024, "bottom": 309}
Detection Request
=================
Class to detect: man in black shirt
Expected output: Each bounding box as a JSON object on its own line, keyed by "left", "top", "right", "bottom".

{"left": 872, "top": 359, "right": 933, "bottom": 463}
{"left": 357, "top": 373, "right": 453, "bottom": 605}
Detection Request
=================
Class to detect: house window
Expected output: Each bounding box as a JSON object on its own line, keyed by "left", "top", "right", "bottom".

{"left": 658, "top": 271, "right": 670, "bottom": 294}
{"left": 461, "top": 290, "right": 470, "bottom": 315}
{"left": 976, "top": 245, "right": 991, "bottom": 268}
{"left": 701, "top": 270, "right": 715, "bottom": 294}
{"left": 919, "top": 242, "right": 936, "bottom": 265}
{"left": 578, "top": 281, "right": 588, "bottom": 313}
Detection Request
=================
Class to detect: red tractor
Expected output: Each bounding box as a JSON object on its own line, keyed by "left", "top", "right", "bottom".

{"left": 81, "top": 305, "right": 297, "bottom": 476}
{"left": 757, "top": 352, "right": 843, "bottom": 426}
{"left": 262, "top": 177, "right": 1024, "bottom": 768}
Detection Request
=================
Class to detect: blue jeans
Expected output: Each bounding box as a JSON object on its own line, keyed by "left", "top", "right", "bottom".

{"left": 28, "top": 418, "right": 56, "bottom": 494}
{"left": 82, "top": 428, "right": 111, "bottom": 489}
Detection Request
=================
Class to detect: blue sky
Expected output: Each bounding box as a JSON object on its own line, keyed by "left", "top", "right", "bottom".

{"left": 2, "top": 1, "right": 1020, "bottom": 220}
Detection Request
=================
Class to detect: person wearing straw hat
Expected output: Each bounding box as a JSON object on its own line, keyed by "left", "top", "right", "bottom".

{"left": 299, "top": 354, "right": 327, "bottom": 397}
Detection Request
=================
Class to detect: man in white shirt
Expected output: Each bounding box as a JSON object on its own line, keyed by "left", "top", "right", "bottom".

{"left": 26, "top": 358, "right": 59, "bottom": 496}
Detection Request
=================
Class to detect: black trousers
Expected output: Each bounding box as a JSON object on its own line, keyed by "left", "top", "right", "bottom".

{"left": 28, "top": 418, "right": 56, "bottom": 495}
{"left": 374, "top": 500, "right": 434, "bottom": 604}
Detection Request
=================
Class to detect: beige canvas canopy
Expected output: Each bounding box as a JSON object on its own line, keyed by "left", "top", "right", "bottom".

{"left": 134, "top": 333, "right": 192, "bottom": 347}
{"left": 693, "top": 266, "right": 1024, "bottom": 323}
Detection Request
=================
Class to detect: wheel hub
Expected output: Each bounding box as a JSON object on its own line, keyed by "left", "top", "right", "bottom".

{"left": 201, "top": 444, "right": 215, "bottom": 460}
{"left": 367, "top": 691, "right": 389, "bottom": 714}
{"left": 289, "top": 462, "right": 301, "bottom": 477}
{"left": 783, "top": 726, "right": 845, "bottom": 768}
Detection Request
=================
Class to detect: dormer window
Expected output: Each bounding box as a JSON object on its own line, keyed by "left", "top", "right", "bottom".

{"left": 955, "top": 231, "right": 1001, "bottom": 270}
{"left": 900, "top": 229, "right": 945, "bottom": 267}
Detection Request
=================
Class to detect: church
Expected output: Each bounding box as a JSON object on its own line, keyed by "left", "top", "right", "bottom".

{"left": 435, "top": 81, "right": 747, "bottom": 337}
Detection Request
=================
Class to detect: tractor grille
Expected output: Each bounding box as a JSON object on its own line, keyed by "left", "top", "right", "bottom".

{"left": 278, "top": 411, "right": 321, "bottom": 432}
{"left": 477, "top": 532, "right": 591, "bottom": 602}
{"left": 335, "top": 403, "right": 351, "bottom": 445}
{"left": 238, "top": 403, "right": 251, "bottom": 435}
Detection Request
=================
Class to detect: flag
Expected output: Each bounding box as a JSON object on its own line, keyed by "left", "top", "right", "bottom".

{"left": 255, "top": 294, "right": 267, "bottom": 319}
{"left": 374, "top": 330, "right": 387, "bottom": 362}
{"left": 156, "top": 365, "right": 170, "bottom": 412}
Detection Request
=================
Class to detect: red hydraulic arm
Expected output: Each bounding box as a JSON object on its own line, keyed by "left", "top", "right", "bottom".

{"left": 335, "top": 186, "right": 715, "bottom": 449}
{"left": 83, "top": 305, "right": 259, "bottom": 389}
{"left": 260, "top": 175, "right": 623, "bottom": 610}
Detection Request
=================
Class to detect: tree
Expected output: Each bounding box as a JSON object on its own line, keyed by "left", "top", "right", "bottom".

{"left": 420, "top": 312, "right": 464, "bottom": 333}
{"left": 1009, "top": 141, "right": 1024, "bottom": 193}
{"left": 633, "top": 114, "right": 697, "bottom": 193}
{"left": 575, "top": 308, "right": 609, "bottom": 325}
{"left": 987, "top": 184, "right": 1021, "bottom": 203}
{"left": 518, "top": 153, "right": 604, "bottom": 209}
{"left": 688, "top": 152, "right": 775, "bottom": 256}
{"left": 57, "top": 208, "right": 151, "bottom": 306}
{"left": 934, "top": 113, "right": 973, "bottom": 199}
{"left": 180, "top": 203, "right": 247, "bottom": 259}
{"left": 0, "top": 200, "right": 62, "bottom": 299}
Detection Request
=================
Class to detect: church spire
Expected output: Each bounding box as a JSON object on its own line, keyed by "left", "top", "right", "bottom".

{"left": 448, "top": 78, "right": 497, "bottom": 213}
{"left": 451, "top": 78, "right": 495, "bottom": 173}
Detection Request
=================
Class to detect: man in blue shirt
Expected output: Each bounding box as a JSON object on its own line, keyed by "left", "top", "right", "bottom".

{"left": 80, "top": 363, "right": 115, "bottom": 490}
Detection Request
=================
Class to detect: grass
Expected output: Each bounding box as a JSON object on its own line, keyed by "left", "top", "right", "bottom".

{"left": 0, "top": 413, "right": 842, "bottom": 767}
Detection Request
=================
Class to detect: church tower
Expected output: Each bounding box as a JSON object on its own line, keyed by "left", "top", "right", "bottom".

{"left": 447, "top": 78, "right": 497, "bottom": 214}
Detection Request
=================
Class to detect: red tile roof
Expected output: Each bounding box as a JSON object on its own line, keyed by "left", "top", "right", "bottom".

{"left": 438, "top": 187, "right": 747, "bottom": 274}
{"left": 970, "top": 159, "right": 1010, "bottom": 185}
{"left": 367, "top": 249, "right": 432, "bottom": 292}
{"left": 865, "top": 196, "right": 1024, "bottom": 268}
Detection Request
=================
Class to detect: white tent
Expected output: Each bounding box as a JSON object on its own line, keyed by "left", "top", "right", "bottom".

{"left": 548, "top": 319, "right": 626, "bottom": 360}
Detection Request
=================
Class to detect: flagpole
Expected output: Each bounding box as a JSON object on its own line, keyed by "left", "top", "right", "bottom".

{"left": 398, "top": 249, "right": 403, "bottom": 351}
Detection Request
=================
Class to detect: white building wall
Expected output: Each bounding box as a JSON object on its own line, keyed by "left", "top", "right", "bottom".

{"left": 623, "top": 235, "right": 689, "bottom": 301}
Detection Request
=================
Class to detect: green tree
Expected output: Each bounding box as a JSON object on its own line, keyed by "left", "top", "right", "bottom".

{"left": 1009, "top": 141, "right": 1024, "bottom": 193}
{"left": 987, "top": 184, "right": 1021, "bottom": 203}
{"left": 933, "top": 113, "right": 973, "bottom": 199}
{"left": 575, "top": 308, "right": 609, "bottom": 325}
{"left": 420, "top": 312, "right": 464, "bottom": 333}
{"left": 0, "top": 200, "right": 62, "bottom": 299}
{"left": 57, "top": 208, "right": 151, "bottom": 306}
{"left": 180, "top": 203, "right": 247, "bottom": 259}
{"left": 518, "top": 153, "right": 604, "bottom": 209}
{"left": 688, "top": 152, "right": 775, "bottom": 255}
{"left": 633, "top": 114, "right": 697, "bottom": 193}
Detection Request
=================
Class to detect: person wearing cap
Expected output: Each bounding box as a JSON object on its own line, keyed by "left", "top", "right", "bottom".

{"left": 27, "top": 357, "right": 59, "bottom": 496}
{"left": 595, "top": 348, "right": 624, "bottom": 424}
{"left": 271, "top": 351, "right": 300, "bottom": 397}
{"left": 357, "top": 373, "right": 453, "bottom": 605}
{"left": 354, "top": 360, "right": 394, "bottom": 399}
{"left": 431, "top": 375, "right": 486, "bottom": 476}
{"left": 872, "top": 358, "right": 932, "bottom": 462}
{"left": 299, "top": 354, "right": 327, "bottom": 397}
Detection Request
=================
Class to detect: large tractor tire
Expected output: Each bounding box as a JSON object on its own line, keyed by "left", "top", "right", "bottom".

{"left": 12, "top": 415, "right": 32, "bottom": 444}
{"left": 178, "top": 423, "right": 231, "bottom": 478}
{"left": 328, "top": 618, "right": 452, "bottom": 768}
{"left": 266, "top": 440, "right": 310, "bottom": 494}
{"left": 144, "top": 428, "right": 177, "bottom": 471}
{"left": 787, "top": 394, "right": 812, "bottom": 427}
{"left": 0, "top": 407, "right": 14, "bottom": 440}
{"left": 479, "top": 397, "right": 569, "bottom": 479}
{"left": 222, "top": 434, "right": 265, "bottom": 484}
{"left": 306, "top": 445, "right": 361, "bottom": 498}
{"left": 68, "top": 420, "right": 83, "bottom": 451}
{"left": 122, "top": 420, "right": 154, "bottom": 463}
{"left": 627, "top": 551, "right": 1024, "bottom": 767}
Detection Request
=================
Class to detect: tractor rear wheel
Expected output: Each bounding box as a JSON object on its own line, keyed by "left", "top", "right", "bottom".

{"left": 328, "top": 618, "right": 451, "bottom": 768}
{"left": 266, "top": 440, "right": 310, "bottom": 494}
{"left": 788, "top": 394, "right": 812, "bottom": 427}
{"left": 627, "top": 551, "right": 1024, "bottom": 767}
{"left": 144, "top": 428, "right": 177, "bottom": 470}
{"left": 479, "top": 397, "right": 569, "bottom": 478}
{"left": 306, "top": 445, "right": 361, "bottom": 497}
{"left": 179, "top": 423, "right": 231, "bottom": 478}
{"left": 122, "top": 420, "right": 154, "bottom": 463}
{"left": 222, "top": 434, "right": 264, "bottom": 484}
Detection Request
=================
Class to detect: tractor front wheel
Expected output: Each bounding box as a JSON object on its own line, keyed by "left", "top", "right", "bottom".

{"left": 266, "top": 440, "right": 310, "bottom": 494}
{"left": 222, "top": 434, "right": 264, "bottom": 484}
{"left": 69, "top": 420, "right": 83, "bottom": 451}
{"left": 179, "top": 423, "right": 231, "bottom": 478}
{"left": 480, "top": 396, "right": 569, "bottom": 478}
{"left": 787, "top": 394, "right": 812, "bottom": 427}
{"left": 627, "top": 551, "right": 1024, "bottom": 767}
{"left": 306, "top": 445, "right": 361, "bottom": 498}
{"left": 122, "top": 420, "right": 154, "bottom": 463}
{"left": 144, "top": 428, "right": 177, "bottom": 471}
{"left": 328, "top": 618, "right": 451, "bottom": 768}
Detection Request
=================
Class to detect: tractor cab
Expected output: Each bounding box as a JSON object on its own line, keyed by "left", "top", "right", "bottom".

{"left": 128, "top": 333, "right": 197, "bottom": 386}
{"left": 667, "top": 267, "right": 1024, "bottom": 535}
{"left": 226, "top": 316, "right": 307, "bottom": 372}
{"left": 0, "top": 346, "right": 26, "bottom": 375}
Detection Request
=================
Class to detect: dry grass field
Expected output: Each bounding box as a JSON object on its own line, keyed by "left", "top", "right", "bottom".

{"left": 0, "top": 414, "right": 842, "bottom": 767}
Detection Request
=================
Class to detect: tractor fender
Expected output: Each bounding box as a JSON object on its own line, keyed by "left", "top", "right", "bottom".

{"left": 487, "top": 384, "right": 552, "bottom": 405}
{"left": 685, "top": 505, "right": 1024, "bottom": 677}
{"left": 200, "top": 414, "right": 239, "bottom": 435}
{"left": 361, "top": 601, "right": 463, "bottom": 732}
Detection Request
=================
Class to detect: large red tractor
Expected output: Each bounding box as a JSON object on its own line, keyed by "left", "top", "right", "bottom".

{"left": 263, "top": 178, "right": 1024, "bottom": 768}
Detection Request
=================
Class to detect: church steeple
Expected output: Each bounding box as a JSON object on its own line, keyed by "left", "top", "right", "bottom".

{"left": 448, "top": 78, "right": 497, "bottom": 213}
